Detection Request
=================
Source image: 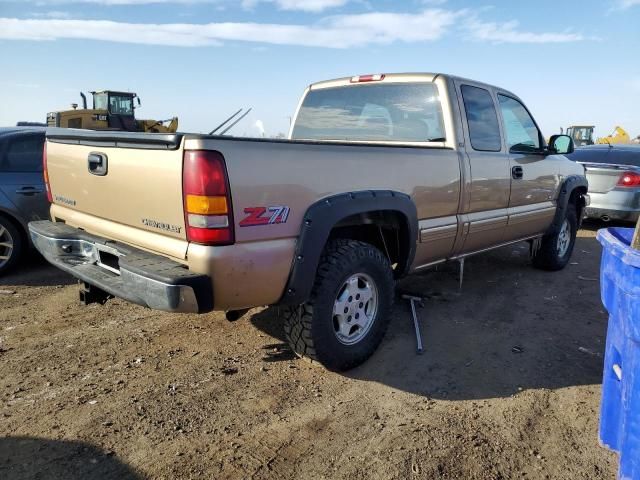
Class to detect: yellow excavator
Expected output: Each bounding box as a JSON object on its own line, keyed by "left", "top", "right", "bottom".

{"left": 46, "top": 90, "right": 178, "bottom": 133}
{"left": 596, "top": 126, "right": 633, "bottom": 145}
{"left": 564, "top": 125, "right": 637, "bottom": 146}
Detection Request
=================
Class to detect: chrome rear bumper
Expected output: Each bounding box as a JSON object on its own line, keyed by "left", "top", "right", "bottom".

{"left": 28, "top": 220, "right": 213, "bottom": 313}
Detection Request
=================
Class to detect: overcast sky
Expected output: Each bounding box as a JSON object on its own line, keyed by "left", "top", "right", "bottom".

{"left": 0, "top": 0, "right": 638, "bottom": 138}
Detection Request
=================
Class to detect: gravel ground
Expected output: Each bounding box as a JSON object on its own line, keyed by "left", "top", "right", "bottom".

{"left": 0, "top": 224, "right": 618, "bottom": 479}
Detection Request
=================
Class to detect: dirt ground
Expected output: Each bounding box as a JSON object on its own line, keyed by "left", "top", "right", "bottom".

{"left": 0, "top": 223, "right": 619, "bottom": 480}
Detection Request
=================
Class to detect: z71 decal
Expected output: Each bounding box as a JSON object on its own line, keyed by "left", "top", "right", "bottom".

{"left": 239, "top": 206, "right": 290, "bottom": 227}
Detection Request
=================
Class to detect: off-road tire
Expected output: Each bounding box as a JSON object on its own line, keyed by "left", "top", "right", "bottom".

{"left": 0, "top": 215, "right": 23, "bottom": 276}
{"left": 532, "top": 205, "right": 577, "bottom": 271}
{"left": 283, "top": 239, "right": 394, "bottom": 371}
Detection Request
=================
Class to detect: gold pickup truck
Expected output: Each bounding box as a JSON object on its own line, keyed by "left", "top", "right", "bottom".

{"left": 29, "top": 73, "right": 588, "bottom": 371}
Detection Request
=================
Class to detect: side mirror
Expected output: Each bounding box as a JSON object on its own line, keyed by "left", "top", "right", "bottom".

{"left": 137, "top": 97, "right": 141, "bottom": 106}
{"left": 549, "top": 134, "right": 574, "bottom": 155}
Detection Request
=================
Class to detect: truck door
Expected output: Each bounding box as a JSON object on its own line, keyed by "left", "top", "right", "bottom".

{"left": 496, "top": 93, "right": 557, "bottom": 240}
{"left": 454, "top": 82, "right": 510, "bottom": 254}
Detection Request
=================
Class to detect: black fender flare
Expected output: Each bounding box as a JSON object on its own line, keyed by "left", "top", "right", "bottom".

{"left": 548, "top": 175, "right": 588, "bottom": 235}
{"left": 279, "top": 190, "right": 418, "bottom": 305}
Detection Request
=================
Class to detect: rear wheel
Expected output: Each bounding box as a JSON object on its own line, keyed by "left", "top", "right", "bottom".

{"left": 532, "top": 206, "right": 577, "bottom": 271}
{"left": 0, "top": 216, "right": 23, "bottom": 276}
{"left": 283, "top": 239, "right": 394, "bottom": 371}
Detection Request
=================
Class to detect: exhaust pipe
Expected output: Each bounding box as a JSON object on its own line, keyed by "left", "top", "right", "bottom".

{"left": 601, "top": 215, "right": 610, "bottom": 222}
{"left": 225, "top": 308, "right": 250, "bottom": 322}
{"left": 80, "top": 92, "right": 87, "bottom": 109}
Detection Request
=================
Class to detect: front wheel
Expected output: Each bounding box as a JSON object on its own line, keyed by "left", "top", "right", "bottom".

{"left": 283, "top": 239, "right": 394, "bottom": 371}
{"left": 532, "top": 206, "right": 577, "bottom": 271}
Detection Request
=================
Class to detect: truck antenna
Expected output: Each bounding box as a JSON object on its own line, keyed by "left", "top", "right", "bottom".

{"left": 209, "top": 108, "right": 243, "bottom": 135}
{"left": 219, "top": 108, "right": 252, "bottom": 136}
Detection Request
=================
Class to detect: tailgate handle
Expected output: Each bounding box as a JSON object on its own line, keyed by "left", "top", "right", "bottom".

{"left": 88, "top": 152, "right": 108, "bottom": 176}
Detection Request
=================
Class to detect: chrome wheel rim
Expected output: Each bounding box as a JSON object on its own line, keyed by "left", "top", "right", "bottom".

{"left": 332, "top": 273, "right": 378, "bottom": 345}
{"left": 0, "top": 223, "right": 14, "bottom": 269}
{"left": 557, "top": 219, "right": 571, "bottom": 258}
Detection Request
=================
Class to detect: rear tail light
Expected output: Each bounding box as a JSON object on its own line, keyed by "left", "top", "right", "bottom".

{"left": 617, "top": 171, "right": 640, "bottom": 188}
{"left": 183, "top": 150, "right": 234, "bottom": 245}
{"left": 43, "top": 142, "right": 52, "bottom": 203}
{"left": 350, "top": 74, "right": 385, "bottom": 83}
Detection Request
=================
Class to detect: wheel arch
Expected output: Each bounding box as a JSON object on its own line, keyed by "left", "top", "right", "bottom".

{"left": 548, "top": 175, "right": 588, "bottom": 235}
{"left": 279, "top": 190, "right": 418, "bottom": 305}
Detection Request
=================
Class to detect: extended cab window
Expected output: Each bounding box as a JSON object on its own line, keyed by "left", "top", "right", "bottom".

{"left": 498, "top": 94, "right": 541, "bottom": 152}
{"left": 291, "top": 83, "right": 446, "bottom": 143}
{"left": 1, "top": 135, "right": 44, "bottom": 172}
{"left": 460, "top": 85, "right": 501, "bottom": 152}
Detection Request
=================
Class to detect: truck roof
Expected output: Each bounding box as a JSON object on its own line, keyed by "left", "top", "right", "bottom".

{"left": 308, "top": 72, "right": 519, "bottom": 99}
{"left": 0, "top": 126, "right": 47, "bottom": 137}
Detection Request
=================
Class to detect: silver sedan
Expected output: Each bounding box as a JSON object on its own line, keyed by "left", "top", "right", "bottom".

{"left": 568, "top": 144, "right": 640, "bottom": 223}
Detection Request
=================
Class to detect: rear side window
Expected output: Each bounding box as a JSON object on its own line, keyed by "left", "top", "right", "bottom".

{"left": 2, "top": 135, "right": 44, "bottom": 172}
{"left": 291, "top": 83, "right": 446, "bottom": 143}
{"left": 460, "top": 85, "right": 501, "bottom": 152}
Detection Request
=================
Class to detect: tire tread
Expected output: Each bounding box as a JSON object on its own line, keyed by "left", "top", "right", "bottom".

{"left": 283, "top": 239, "right": 393, "bottom": 370}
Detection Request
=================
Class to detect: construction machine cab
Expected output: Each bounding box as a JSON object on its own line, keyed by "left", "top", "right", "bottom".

{"left": 565, "top": 125, "right": 595, "bottom": 147}
{"left": 91, "top": 91, "right": 138, "bottom": 116}
{"left": 91, "top": 91, "right": 139, "bottom": 131}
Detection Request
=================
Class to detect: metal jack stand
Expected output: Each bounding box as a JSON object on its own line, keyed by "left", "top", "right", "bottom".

{"left": 402, "top": 294, "right": 424, "bottom": 354}
{"left": 458, "top": 257, "right": 465, "bottom": 290}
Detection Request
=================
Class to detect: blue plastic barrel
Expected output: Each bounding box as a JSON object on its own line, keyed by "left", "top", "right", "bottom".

{"left": 597, "top": 227, "right": 640, "bottom": 480}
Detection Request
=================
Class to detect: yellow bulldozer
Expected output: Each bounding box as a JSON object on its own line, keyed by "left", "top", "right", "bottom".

{"left": 46, "top": 90, "right": 178, "bottom": 133}
{"left": 564, "top": 125, "right": 637, "bottom": 147}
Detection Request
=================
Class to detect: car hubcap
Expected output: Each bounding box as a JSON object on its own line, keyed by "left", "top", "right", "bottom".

{"left": 0, "top": 224, "right": 14, "bottom": 268}
{"left": 332, "top": 273, "right": 378, "bottom": 345}
{"left": 557, "top": 219, "right": 571, "bottom": 258}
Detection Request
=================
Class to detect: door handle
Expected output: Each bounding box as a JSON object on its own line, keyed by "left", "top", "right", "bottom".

{"left": 512, "top": 166, "right": 523, "bottom": 180}
{"left": 15, "top": 187, "right": 44, "bottom": 195}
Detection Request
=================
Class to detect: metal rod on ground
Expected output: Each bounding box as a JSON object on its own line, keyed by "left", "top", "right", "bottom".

{"left": 402, "top": 294, "right": 424, "bottom": 354}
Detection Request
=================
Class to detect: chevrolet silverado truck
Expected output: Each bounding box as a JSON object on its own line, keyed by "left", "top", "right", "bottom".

{"left": 29, "top": 73, "right": 588, "bottom": 371}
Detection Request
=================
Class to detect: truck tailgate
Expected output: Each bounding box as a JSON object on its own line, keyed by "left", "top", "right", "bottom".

{"left": 46, "top": 131, "right": 188, "bottom": 259}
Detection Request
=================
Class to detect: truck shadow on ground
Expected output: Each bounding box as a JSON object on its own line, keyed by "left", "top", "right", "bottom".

{"left": 251, "top": 231, "right": 609, "bottom": 401}
{"left": 0, "top": 253, "right": 75, "bottom": 287}
{"left": 0, "top": 436, "right": 142, "bottom": 480}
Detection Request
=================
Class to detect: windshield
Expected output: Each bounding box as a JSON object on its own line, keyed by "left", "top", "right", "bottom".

{"left": 108, "top": 94, "right": 134, "bottom": 115}
{"left": 573, "top": 128, "right": 592, "bottom": 141}
{"left": 291, "top": 82, "right": 446, "bottom": 143}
